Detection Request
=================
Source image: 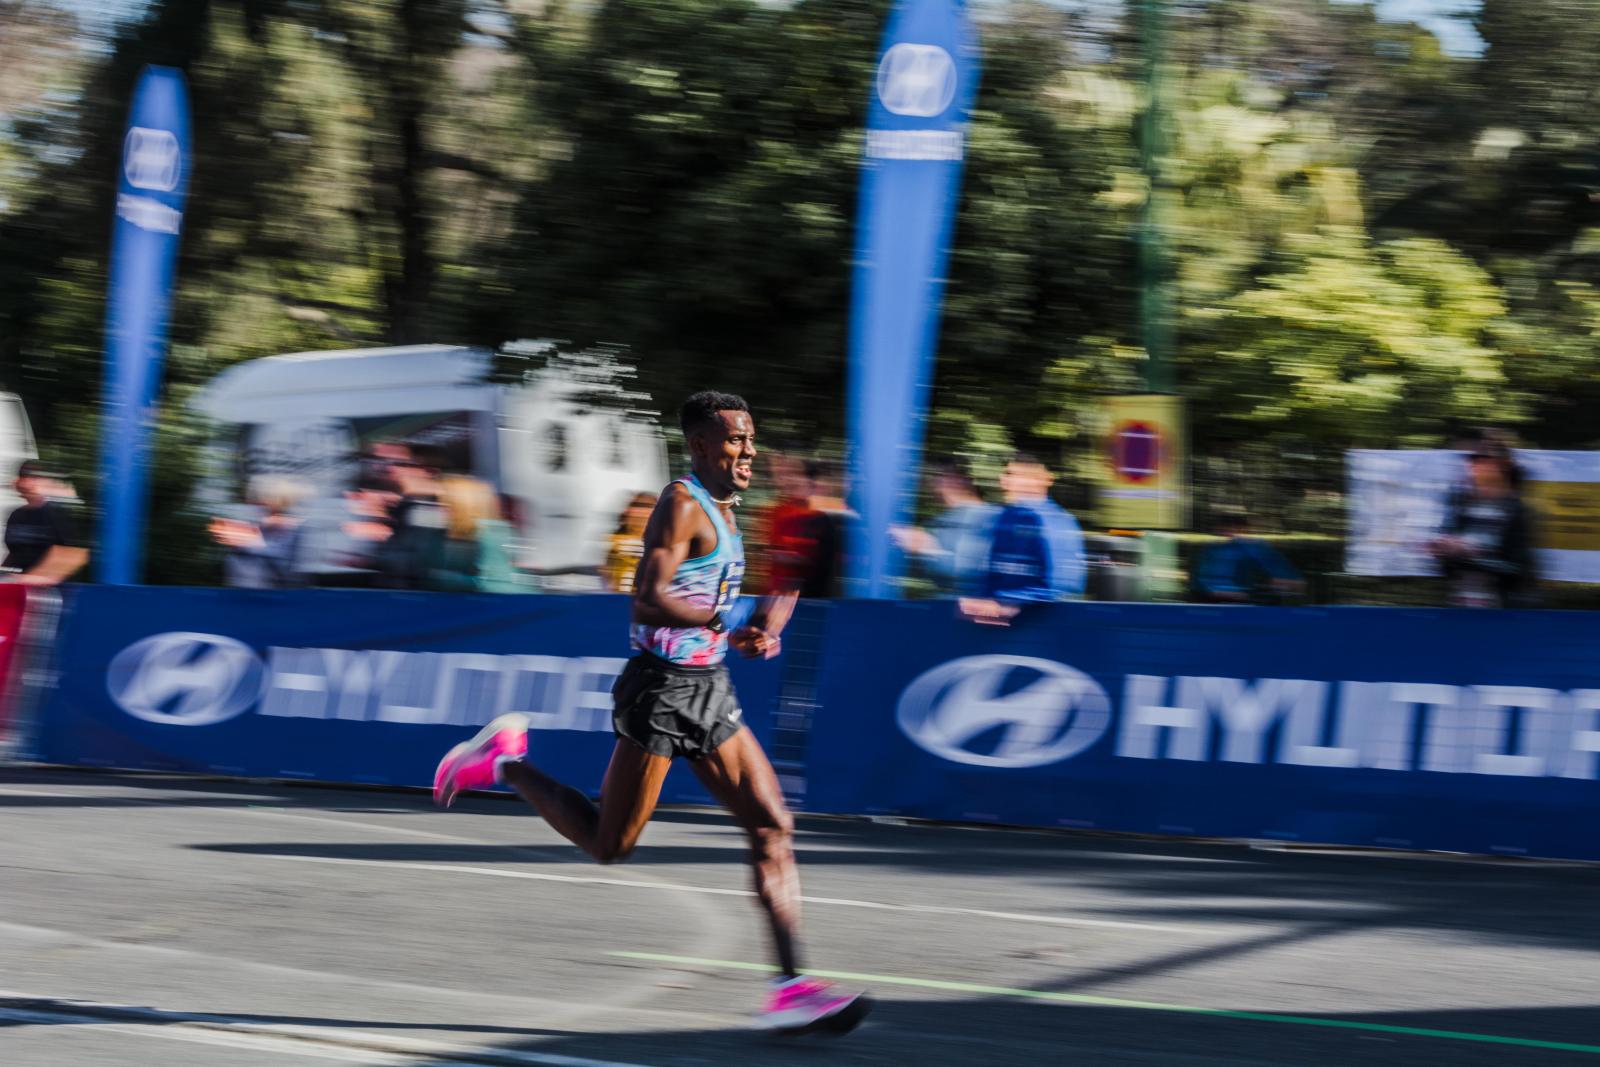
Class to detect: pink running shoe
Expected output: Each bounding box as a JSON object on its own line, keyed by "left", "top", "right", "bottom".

{"left": 757, "top": 976, "right": 872, "bottom": 1036}
{"left": 433, "top": 714, "right": 528, "bottom": 808}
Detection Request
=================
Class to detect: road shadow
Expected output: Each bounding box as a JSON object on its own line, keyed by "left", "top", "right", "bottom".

{"left": 389, "top": 990, "right": 1600, "bottom": 1067}
{"left": 0, "top": 994, "right": 570, "bottom": 1039}
{"left": 9, "top": 980, "right": 1596, "bottom": 1066}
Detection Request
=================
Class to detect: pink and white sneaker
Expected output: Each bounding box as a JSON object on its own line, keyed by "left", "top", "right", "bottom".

{"left": 757, "top": 976, "right": 872, "bottom": 1036}
{"left": 432, "top": 714, "right": 528, "bottom": 808}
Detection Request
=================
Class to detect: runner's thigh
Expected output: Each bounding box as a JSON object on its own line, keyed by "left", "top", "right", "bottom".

{"left": 691, "top": 728, "right": 791, "bottom": 831}
{"left": 599, "top": 738, "right": 673, "bottom": 853}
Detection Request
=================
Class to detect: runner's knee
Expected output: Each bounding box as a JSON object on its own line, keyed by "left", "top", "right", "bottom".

{"left": 749, "top": 809, "right": 795, "bottom": 862}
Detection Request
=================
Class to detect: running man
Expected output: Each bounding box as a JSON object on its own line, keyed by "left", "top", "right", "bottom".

{"left": 432, "top": 391, "right": 870, "bottom": 1035}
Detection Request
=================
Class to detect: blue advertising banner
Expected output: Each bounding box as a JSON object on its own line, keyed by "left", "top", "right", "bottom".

{"left": 845, "top": 0, "right": 980, "bottom": 598}
{"left": 32, "top": 589, "right": 1600, "bottom": 862}
{"left": 98, "top": 66, "right": 192, "bottom": 585}
{"left": 804, "top": 602, "right": 1600, "bottom": 861}
{"left": 31, "top": 588, "right": 781, "bottom": 806}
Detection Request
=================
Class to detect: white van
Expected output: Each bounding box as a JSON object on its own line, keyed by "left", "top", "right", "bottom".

{"left": 192, "top": 345, "right": 668, "bottom": 581}
{"left": 0, "top": 393, "right": 39, "bottom": 530}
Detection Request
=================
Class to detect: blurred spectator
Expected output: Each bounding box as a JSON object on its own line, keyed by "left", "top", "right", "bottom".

{"left": 893, "top": 457, "right": 998, "bottom": 597}
{"left": 1428, "top": 439, "right": 1538, "bottom": 608}
{"left": 210, "top": 475, "right": 311, "bottom": 589}
{"left": 736, "top": 447, "right": 787, "bottom": 598}
{"left": 744, "top": 448, "right": 807, "bottom": 595}
{"left": 960, "top": 454, "right": 1085, "bottom": 625}
{"left": 321, "top": 463, "right": 402, "bottom": 585}
{"left": 1192, "top": 509, "right": 1305, "bottom": 604}
{"left": 770, "top": 457, "right": 851, "bottom": 599}
{"left": 1, "top": 459, "right": 88, "bottom": 585}
{"left": 375, "top": 444, "right": 447, "bottom": 589}
{"left": 602, "top": 492, "right": 657, "bottom": 594}
{"left": 422, "top": 475, "right": 532, "bottom": 594}
{"left": 1443, "top": 426, "right": 1489, "bottom": 515}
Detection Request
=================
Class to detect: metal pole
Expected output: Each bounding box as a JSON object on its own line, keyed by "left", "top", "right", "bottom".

{"left": 1138, "top": 0, "right": 1175, "bottom": 394}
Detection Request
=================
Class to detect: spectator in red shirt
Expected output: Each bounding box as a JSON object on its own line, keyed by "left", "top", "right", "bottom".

{"left": 769, "top": 457, "right": 851, "bottom": 599}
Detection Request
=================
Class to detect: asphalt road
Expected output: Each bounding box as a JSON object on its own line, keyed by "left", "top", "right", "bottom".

{"left": 3, "top": 765, "right": 1599, "bottom": 1066}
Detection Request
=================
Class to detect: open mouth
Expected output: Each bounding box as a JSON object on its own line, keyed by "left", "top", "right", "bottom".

{"left": 733, "top": 463, "right": 753, "bottom": 480}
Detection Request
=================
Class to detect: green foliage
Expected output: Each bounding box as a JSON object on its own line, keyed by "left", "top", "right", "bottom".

{"left": 3, "top": 0, "right": 1600, "bottom": 586}
{"left": 1196, "top": 228, "right": 1511, "bottom": 447}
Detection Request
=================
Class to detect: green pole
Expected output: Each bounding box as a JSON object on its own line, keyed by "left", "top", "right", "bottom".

{"left": 1138, "top": 0, "right": 1175, "bottom": 394}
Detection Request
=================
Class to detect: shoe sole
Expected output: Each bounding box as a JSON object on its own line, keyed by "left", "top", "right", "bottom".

{"left": 434, "top": 713, "right": 530, "bottom": 808}
{"left": 766, "top": 993, "right": 873, "bottom": 1038}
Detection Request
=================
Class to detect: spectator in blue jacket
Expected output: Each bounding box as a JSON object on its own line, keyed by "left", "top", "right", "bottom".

{"left": 960, "top": 453, "right": 1085, "bottom": 625}
{"left": 1193, "top": 509, "right": 1305, "bottom": 604}
{"left": 892, "top": 457, "right": 998, "bottom": 597}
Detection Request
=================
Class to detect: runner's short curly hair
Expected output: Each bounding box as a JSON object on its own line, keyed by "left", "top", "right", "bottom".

{"left": 679, "top": 391, "right": 750, "bottom": 438}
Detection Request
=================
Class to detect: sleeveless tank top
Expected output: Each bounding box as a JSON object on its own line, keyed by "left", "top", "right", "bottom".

{"left": 630, "top": 474, "right": 745, "bottom": 666}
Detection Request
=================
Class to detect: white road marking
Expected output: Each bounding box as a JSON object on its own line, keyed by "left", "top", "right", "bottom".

{"left": 242, "top": 806, "right": 569, "bottom": 851}
{"left": 0, "top": 786, "right": 99, "bottom": 798}
{"left": 0, "top": 995, "right": 661, "bottom": 1067}
{"left": 0, "top": 784, "right": 281, "bottom": 801}
{"left": 0, "top": 1005, "right": 417, "bottom": 1064}
{"left": 0, "top": 921, "right": 734, "bottom": 1026}
{"left": 260, "top": 852, "right": 1197, "bottom": 934}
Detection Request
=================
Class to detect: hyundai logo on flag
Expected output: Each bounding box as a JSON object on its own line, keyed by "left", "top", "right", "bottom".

{"left": 897, "top": 655, "right": 1112, "bottom": 768}
{"left": 107, "top": 632, "right": 265, "bottom": 726}
{"left": 123, "top": 126, "right": 181, "bottom": 193}
{"left": 876, "top": 43, "right": 958, "bottom": 118}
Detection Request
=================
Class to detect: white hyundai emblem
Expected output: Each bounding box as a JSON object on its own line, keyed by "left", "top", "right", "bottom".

{"left": 896, "top": 655, "right": 1111, "bottom": 768}
{"left": 107, "top": 632, "right": 265, "bottom": 726}
{"left": 876, "top": 43, "right": 958, "bottom": 118}
{"left": 124, "top": 126, "right": 181, "bottom": 192}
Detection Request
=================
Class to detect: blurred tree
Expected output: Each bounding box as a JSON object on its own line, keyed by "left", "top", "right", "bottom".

{"left": 1196, "top": 228, "right": 1511, "bottom": 448}
{"left": 933, "top": 3, "right": 1140, "bottom": 462}
{"left": 490, "top": 0, "right": 886, "bottom": 427}
{"left": 4, "top": 0, "right": 1600, "bottom": 587}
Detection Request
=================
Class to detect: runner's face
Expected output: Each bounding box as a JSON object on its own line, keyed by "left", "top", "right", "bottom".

{"left": 695, "top": 410, "right": 757, "bottom": 495}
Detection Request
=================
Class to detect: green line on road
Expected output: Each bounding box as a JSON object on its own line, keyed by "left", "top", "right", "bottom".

{"left": 610, "top": 951, "right": 1600, "bottom": 1056}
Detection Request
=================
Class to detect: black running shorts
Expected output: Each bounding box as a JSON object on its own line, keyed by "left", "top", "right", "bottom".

{"left": 611, "top": 652, "right": 744, "bottom": 761}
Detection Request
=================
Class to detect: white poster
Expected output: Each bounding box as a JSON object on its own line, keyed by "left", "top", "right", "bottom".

{"left": 1347, "top": 450, "right": 1600, "bottom": 583}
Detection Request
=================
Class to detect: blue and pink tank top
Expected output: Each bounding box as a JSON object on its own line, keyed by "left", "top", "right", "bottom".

{"left": 631, "top": 475, "right": 745, "bottom": 667}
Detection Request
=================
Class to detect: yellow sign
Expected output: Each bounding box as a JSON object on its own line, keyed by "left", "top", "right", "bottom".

{"left": 1099, "top": 394, "right": 1186, "bottom": 530}
{"left": 1524, "top": 481, "right": 1600, "bottom": 552}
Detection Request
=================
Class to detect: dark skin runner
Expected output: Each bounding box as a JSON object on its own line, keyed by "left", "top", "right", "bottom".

{"left": 501, "top": 408, "right": 805, "bottom": 976}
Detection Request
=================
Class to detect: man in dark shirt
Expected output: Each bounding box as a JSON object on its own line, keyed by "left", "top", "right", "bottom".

{"left": 2, "top": 460, "right": 89, "bottom": 585}
{"left": 373, "top": 445, "right": 448, "bottom": 590}
{"left": 1429, "top": 441, "right": 1537, "bottom": 607}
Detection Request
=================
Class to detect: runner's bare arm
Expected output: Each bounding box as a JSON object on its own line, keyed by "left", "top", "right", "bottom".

{"left": 631, "top": 485, "right": 719, "bottom": 628}
{"left": 727, "top": 590, "right": 797, "bottom": 658}
{"left": 748, "top": 590, "right": 798, "bottom": 637}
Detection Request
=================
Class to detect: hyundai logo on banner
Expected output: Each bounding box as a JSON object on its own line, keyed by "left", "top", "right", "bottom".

{"left": 896, "top": 653, "right": 1600, "bottom": 779}
{"left": 897, "top": 655, "right": 1112, "bottom": 768}
{"left": 877, "top": 43, "right": 958, "bottom": 117}
{"left": 123, "top": 126, "right": 181, "bottom": 192}
{"left": 108, "top": 633, "right": 266, "bottom": 726}
{"left": 102, "top": 632, "right": 627, "bottom": 733}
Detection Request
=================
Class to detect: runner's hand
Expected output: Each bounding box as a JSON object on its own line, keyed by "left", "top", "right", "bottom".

{"left": 958, "top": 597, "right": 1020, "bottom": 627}
{"left": 891, "top": 526, "right": 936, "bottom": 555}
{"left": 730, "top": 625, "right": 782, "bottom": 659}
